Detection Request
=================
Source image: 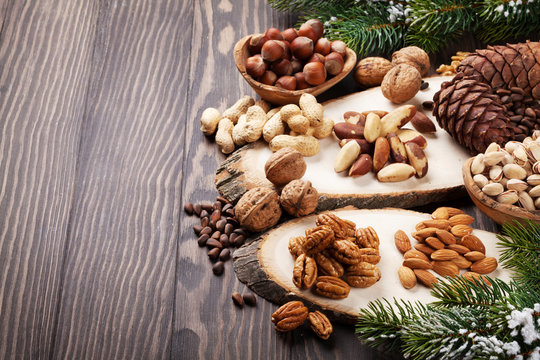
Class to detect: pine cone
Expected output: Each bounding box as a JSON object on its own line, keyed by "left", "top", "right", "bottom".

{"left": 458, "top": 41, "right": 540, "bottom": 100}
{"left": 433, "top": 73, "right": 514, "bottom": 154}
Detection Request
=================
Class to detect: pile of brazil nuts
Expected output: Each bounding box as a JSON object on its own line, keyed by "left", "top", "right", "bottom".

{"left": 200, "top": 93, "right": 334, "bottom": 156}
{"left": 471, "top": 131, "right": 540, "bottom": 210}
{"left": 394, "top": 207, "right": 498, "bottom": 290}
{"left": 333, "top": 105, "right": 437, "bottom": 182}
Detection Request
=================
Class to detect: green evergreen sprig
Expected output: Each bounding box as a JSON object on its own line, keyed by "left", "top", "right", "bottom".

{"left": 354, "top": 220, "right": 540, "bottom": 360}
{"left": 268, "top": 0, "right": 540, "bottom": 56}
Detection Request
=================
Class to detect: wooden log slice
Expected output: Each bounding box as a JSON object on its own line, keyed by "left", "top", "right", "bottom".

{"left": 233, "top": 207, "right": 512, "bottom": 323}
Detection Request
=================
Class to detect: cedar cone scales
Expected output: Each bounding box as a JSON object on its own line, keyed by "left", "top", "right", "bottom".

{"left": 433, "top": 73, "right": 514, "bottom": 154}
{"left": 458, "top": 41, "right": 540, "bottom": 100}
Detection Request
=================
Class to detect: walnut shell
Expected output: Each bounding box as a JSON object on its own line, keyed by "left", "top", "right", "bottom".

{"left": 381, "top": 64, "right": 422, "bottom": 104}
{"left": 264, "top": 147, "right": 306, "bottom": 186}
{"left": 280, "top": 179, "right": 318, "bottom": 217}
{"left": 392, "top": 46, "right": 430, "bottom": 76}
{"left": 236, "top": 187, "right": 282, "bottom": 232}
{"left": 353, "top": 57, "right": 393, "bottom": 87}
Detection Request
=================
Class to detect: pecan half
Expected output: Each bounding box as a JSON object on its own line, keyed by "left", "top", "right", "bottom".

{"left": 355, "top": 226, "right": 380, "bottom": 249}
{"left": 308, "top": 311, "right": 333, "bottom": 340}
{"left": 330, "top": 239, "right": 362, "bottom": 265}
{"left": 345, "top": 262, "right": 381, "bottom": 288}
{"left": 314, "top": 251, "right": 344, "bottom": 278}
{"left": 313, "top": 276, "right": 350, "bottom": 299}
{"left": 315, "top": 213, "right": 356, "bottom": 239}
{"left": 292, "top": 254, "right": 318, "bottom": 289}
{"left": 288, "top": 235, "right": 307, "bottom": 258}
{"left": 304, "top": 225, "right": 334, "bottom": 255}
{"left": 271, "top": 301, "right": 308, "bottom": 332}
{"left": 358, "top": 248, "right": 380, "bottom": 264}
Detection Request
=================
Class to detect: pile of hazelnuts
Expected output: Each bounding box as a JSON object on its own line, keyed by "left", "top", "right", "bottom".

{"left": 245, "top": 19, "right": 348, "bottom": 91}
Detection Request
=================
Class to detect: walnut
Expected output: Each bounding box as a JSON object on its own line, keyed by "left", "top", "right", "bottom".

{"left": 235, "top": 187, "right": 282, "bottom": 232}
{"left": 381, "top": 64, "right": 422, "bottom": 104}
{"left": 392, "top": 46, "right": 430, "bottom": 76}
{"left": 264, "top": 147, "right": 306, "bottom": 186}
{"left": 353, "top": 57, "right": 393, "bottom": 87}
{"left": 280, "top": 179, "right": 318, "bottom": 217}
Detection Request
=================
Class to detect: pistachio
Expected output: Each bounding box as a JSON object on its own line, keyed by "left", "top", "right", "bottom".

{"left": 518, "top": 191, "right": 535, "bottom": 211}
{"left": 527, "top": 142, "right": 540, "bottom": 162}
{"left": 471, "top": 154, "right": 485, "bottom": 174}
{"left": 496, "top": 190, "right": 519, "bottom": 205}
{"left": 513, "top": 146, "right": 528, "bottom": 166}
{"left": 504, "top": 141, "right": 521, "bottom": 154}
{"left": 485, "top": 143, "right": 501, "bottom": 153}
{"left": 527, "top": 174, "right": 540, "bottom": 186}
{"left": 503, "top": 163, "right": 527, "bottom": 180}
{"left": 533, "top": 161, "right": 540, "bottom": 174}
{"left": 489, "top": 165, "right": 503, "bottom": 181}
{"left": 483, "top": 151, "right": 506, "bottom": 166}
{"left": 506, "top": 179, "right": 528, "bottom": 192}
{"left": 502, "top": 153, "right": 515, "bottom": 165}
{"left": 482, "top": 182, "right": 504, "bottom": 196}
{"left": 535, "top": 197, "right": 540, "bottom": 209}
{"left": 473, "top": 174, "right": 489, "bottom": 189}
{"left": 529, "top": 185, "right": 540, "bottom": 197}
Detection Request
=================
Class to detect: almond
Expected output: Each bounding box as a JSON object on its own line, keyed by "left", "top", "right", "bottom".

{"left": 452, "top": 255, "right": 473, "bottom": 269}
{"left": 404, "top": 249, "right": 429, "bottom": 261}
{"left": 464, "top": 251, "right": 486, "bottom": 262}
{"left": 431, "top": 207, "right": 449, "bottom": 220}
{"left": 421, "top": 220, "right": 450, "bottom": 230}
{"left": 470, "top": 257, "right": 498, "bottom": 274}
{"left": 451, "top": 224, "right": 473, "bottom": 238}
{"left": 414, "top": 269, "right": 438, "bottom": 288}
{"left": 432, "top": 260, "right": 459, "bottom": 277}
{"left": 460, "top": 234, "right": 485, "bottom": 254}
{"left": 415, "top": 222, "right": 427, "bottom": 231}
{"left": 430, "top": 249, "right": 458, "bottom": 261}
{"left": 403, "top": 258, "right": 432, "bottom": 269}
{"left": 435, "top": 229, "right": 457, "bottom": 245}
{"left": 410, "top": 111, "right": 436, "bottom": 133}
{"left": 440, "top": 207, "right": 464, "bottom": 217}
{"left": 398, "top": 266, "right": 417, "bottom": 289}
{"left": 425, "top": 236, "right": 445, "bottom": 250}
{"left": 447, "top": 244, "right": 471, "bottom": 255}
{"left": 414, "top": 243, "right": 436, "bottom": 256}
{"left": 412, "top": 227, "right": 438, "bottom": 241}
{"left": 448, "top": 214, "right": 475, "bottom": 226}
{"left": 462, "top": 271, "right": 491, "bottom": 285}
{"left": 394, "top": 230, "right": 412, "bottom": 253}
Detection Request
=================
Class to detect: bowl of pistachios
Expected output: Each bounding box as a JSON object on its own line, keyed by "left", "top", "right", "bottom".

{"left": 462, "top": 136, "right": 540, "bottom": 225}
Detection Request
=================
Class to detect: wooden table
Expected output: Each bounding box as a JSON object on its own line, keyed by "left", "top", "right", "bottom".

{"left": 0, "top": 1, "right": 499, "bottom": 359}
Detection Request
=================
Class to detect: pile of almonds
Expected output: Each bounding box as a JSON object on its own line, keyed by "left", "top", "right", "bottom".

{"left": 333, "top": 105, "right": 436, "bottom": 182}
{"left": 288, "top": 212, "right": 382, "bottom": 300}
{"left": 471, "top": 132, "right": 540, "bottom": 210}
{"left": 184, "top": 196, "right": 248, "bottom": 276}
{"left": 246, "top": 19, "right": 348, "bottom": 90}
{"left": 394, "top": 207, "right": 498, "bottom": 289}
{"left": 271, "top": 300, "right": 333, "bottom": 340}
{"left": 200, "top": 93, "right": 333, "bottom": 156}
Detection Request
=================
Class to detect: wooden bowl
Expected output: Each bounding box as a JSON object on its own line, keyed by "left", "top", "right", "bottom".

{"left": 233, "top": 34, "right": 357, "bottom": 105}
{"left": 462, "top": 157, "right": 540, "bottom": 225}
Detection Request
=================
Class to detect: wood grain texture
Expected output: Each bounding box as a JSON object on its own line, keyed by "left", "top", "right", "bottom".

{"left": 50, "top": 1, "right": 192, "bottom": 358}
{"left": 0, "top": 1, "right": 98, "bottom": 358}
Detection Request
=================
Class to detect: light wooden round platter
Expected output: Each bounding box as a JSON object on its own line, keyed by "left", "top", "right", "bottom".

{"left": 233, "top": 207, "right": 513, "bottom": 323}
{"left": 216, "top": 75, "right": 472, "bottom": 209}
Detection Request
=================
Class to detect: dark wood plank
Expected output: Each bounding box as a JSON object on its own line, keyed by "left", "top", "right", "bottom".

{"left": 51, "top": 1, "right": 193, "bottom": 358}
{"left": 0, "top": 0, "right": 99, "bottom": 358}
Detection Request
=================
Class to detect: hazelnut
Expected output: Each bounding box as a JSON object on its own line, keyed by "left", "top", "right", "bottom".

{"left": 392, "top": 46, "right": 430, "bottom": 76}
{"left": 265, "top": 147, "right": 307, "bottom": 186}
{"left": 245, "top": 55, "right": 267, "bottom": 78}
{"left": 281, "top": 41, "right": 292, "bottom": 60}
{"left": 290, "top": 36, "right": 314, "bottom": 60}
{"left": 314, "top": 38, "right": 331, "bottom": 55}
{"left": 261, "top": 40, "right": 285, "bottom": 62}
{"left": 249, "top": 34, "right": 267, "bottom": 54}
{"left": 353, "top": 57, "right": 393, "bottom": 87}
{"left": 280, "top": 180, "right": 319, "bottom": 217}
{"left": 276, "top": 75, "right": 297, "bottom": 90}
{"left": 281, "top": 28, "right": 298, "bottom": 42}
{"left": 291, "top": 59, "right": 303, "bottom": 73}
{"left": 271, "top": 58, "right": 293, "bottom": 76}
{"left": 308, "top": 53, "right": 325, "bottom": 64}
{"left": 236, "top": 187, "right": 282, "bottom": 232}
{"left": 265, "top": 27, "right": 284, "bottom": 40}
{"left": 303, "top": 62, "right": 327, "bottom": 86}
{"left": 299, "top": 19, "right": 323, "bottom": 42}
{"left": 381, "top": 64, "right": 422, "bottom": 104}
{"left": 324, "top": 52, "right": 344, "bottom": 75}
{"left": 260, "top": 70, "right": 277, "bottom": 85}
{"left": 298, "top": 23, "right": 318, "bottom": 43}
{"left": 294, "top": 72, "right": 310, "bottom": 90}
{"left": 331, "top": 40, "right": 347, "bottom": 56}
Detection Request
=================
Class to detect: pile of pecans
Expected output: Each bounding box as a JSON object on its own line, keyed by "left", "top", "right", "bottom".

{"left": 471, "top": 133, "right": 540, "bottom": 210}
{"left": 498, "top": 87, "right": 540, "bottom": 140}
{"left": 394, "top": 207, "right": 498, "bottom": 290}
{"left": 271, "top": 300, "right": 333, "bottom": 340}
{"left": 289, "top": 212, "right": 382, "bottom": 299}
{"left": 184, "top": 196, "right": 248, "bottom": 276}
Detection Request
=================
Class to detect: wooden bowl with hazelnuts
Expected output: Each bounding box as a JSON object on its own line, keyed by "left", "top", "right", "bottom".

{"left": 234, "top": 19, "right": 356, "bottom": 105}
